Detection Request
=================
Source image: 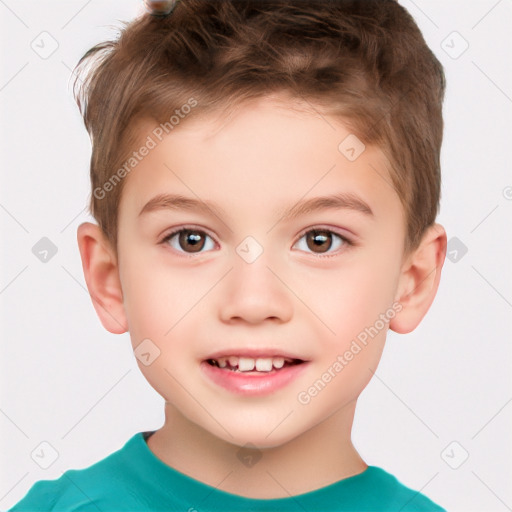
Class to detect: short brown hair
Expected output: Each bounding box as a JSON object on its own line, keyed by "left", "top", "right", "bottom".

{"left": 73, "top": 0, "right": 445, "bottom": 258}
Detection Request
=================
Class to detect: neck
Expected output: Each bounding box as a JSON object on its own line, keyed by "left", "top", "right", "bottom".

{"left": 146, "top": 400, "right": 368, "bottom": 499}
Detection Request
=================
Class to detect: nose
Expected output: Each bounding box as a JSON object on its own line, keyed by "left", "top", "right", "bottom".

{"left": 218, "top": 253, "right": 294, "bottom": 325}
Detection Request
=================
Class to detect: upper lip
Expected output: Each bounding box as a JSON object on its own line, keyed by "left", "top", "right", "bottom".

{"left": 204, "top": 348, "right": 307, "bottom": 361}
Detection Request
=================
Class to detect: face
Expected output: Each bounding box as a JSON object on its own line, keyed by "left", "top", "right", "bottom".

{"left": 115, "top": 94, "right": 407, "bottom": 448}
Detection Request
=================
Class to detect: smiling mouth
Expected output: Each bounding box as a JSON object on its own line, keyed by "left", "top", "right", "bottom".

{"left": 206, "top": 356, "right": 304, "bottom": 373}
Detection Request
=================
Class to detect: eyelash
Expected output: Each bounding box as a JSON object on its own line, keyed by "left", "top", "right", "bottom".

{"left": 159, "top": 225, "right": 354, "bottom": 258}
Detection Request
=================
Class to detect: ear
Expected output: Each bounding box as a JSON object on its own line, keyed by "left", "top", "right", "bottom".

{"left": 389, "top": 223, "right": 447, "bottom": 334}
{"left": 76, "top": 222, "right": 128, "bottom": 334}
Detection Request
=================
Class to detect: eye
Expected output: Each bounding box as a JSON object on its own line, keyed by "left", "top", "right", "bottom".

{"left": 161, "top": 228, "right": 216, "bottom": 254}
{"left": 292, "top": 228, "right": 353, "bottom": 256}
{"left": 160, "top": 226, "right": 353, "bottom": 257}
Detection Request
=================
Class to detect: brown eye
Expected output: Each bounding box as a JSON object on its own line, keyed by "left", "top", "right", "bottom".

{"left": 294, "top": 229, "right": 351, "bottom": 255}
{"left": 163, "top": 229, "right": 215, "bottom": 254}
{"left": 306, "top": 230, "right": 332, "bottom": 253}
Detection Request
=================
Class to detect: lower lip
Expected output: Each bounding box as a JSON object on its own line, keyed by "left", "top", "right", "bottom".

{"left": 200, "top": 361, "right": 309, "bottom": 396}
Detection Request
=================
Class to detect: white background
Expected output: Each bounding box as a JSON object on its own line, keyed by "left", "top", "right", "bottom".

{"left": 1, "top": 1, "right": 511, "bottom": 510}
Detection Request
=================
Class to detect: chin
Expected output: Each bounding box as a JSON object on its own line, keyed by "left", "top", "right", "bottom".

{"left": 207, "top": 421, "right": 302, "bottom": 450}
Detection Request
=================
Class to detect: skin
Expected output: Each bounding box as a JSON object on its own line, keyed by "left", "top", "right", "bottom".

{"left": 77, "top": 93, "right": 447, "bottom": 499}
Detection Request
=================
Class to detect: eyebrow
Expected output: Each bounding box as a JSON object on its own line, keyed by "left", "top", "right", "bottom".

{"left": 138, "top": 193, "right": 227, "bottom": 219}
{"left": 138, "top": 192, "right": 374, "bottom": 221}
{"left": 277, "top": 192, "right": 374, "bottom": 222}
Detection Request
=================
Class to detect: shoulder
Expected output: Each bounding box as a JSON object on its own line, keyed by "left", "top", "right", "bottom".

{"left": 8, "top": 468, "right": 102, "bottom": 512}
{"left": 7, "top": 475, "right": 66, "bottom": 512}
{"left": 362, "top": 466, "right": 446, "bottom": 511}
{"left": 8, "top": 433, "right": 146, "bottom": 512}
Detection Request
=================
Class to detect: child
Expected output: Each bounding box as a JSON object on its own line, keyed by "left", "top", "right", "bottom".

{"left": 9, "top": 0, "right": 448, "bottom": 510}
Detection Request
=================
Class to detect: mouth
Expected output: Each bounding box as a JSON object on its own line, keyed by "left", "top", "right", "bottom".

{"left": 205, "top": 356, "right": 305, "bottom": 373}
{"left": 201, "top": 354, "right": 309, "bottom": 395}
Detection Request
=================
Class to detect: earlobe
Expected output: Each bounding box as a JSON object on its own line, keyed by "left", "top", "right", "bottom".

{"left": 76, "top": 222, "right": 128, "bottom": 335}
{"left": 389, "top": 223, "right": 447, "bottom": 334}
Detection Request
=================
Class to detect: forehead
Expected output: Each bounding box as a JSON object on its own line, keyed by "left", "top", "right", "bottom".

{"left": 118, "top": 95, "right": 403, "bottom": 226}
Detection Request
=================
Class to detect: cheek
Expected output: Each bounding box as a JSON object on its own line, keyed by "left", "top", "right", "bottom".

{"left": 120, "top": 258, "right": 173, "bottom": 343}
{"left": 312, "top": 262, "right": 396, "bottom": 335}
{"left": 120, "top": 256, "right": 211, "bottom": 357}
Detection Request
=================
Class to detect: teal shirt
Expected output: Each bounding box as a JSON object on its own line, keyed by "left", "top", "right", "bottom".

{"left": 9, "top": 431, "right": 446, "bottom": 511}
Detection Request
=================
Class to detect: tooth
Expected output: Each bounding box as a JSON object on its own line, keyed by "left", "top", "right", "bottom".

{"left": 228, "top": 356, "right": 239, "bottom": 367}
{"left": 255, "top": 358, "right": 273, "bottom": 372}
{"left": 238, "top": 357, "right": 255, "bottom": 371}
{"left": 217, "top": 358, "right": 227, "bottom": 368}
{"left": 272, "top": 357, "right": 285, "bottom": 369}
